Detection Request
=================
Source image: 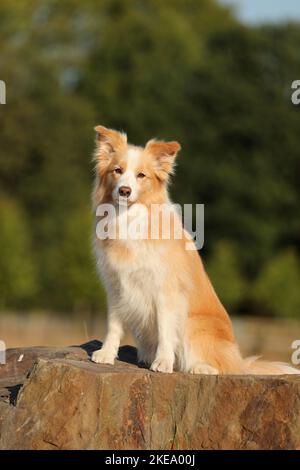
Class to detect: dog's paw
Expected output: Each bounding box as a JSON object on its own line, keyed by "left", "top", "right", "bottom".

{"left": 189, "top": 363, "right": 219, "bottom": 375}
{"left": 150, "top": 356, "right": 174, "bottom": 373}
{"left": 91, "top": 349, "right": 115, "bottom": 365}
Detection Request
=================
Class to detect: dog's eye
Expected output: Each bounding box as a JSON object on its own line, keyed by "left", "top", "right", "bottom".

{"left": 137, "top": 172, "right": 146, "bottom": 179}
{"left": 114, "top": 168, "right": 122, "bottom": 175}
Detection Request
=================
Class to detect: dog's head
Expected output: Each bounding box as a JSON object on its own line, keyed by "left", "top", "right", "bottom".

{"left": 93, "top": 125, "right": 181, "bottom": 206}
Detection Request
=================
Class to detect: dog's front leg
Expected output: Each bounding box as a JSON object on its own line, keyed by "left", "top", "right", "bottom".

{"left": 150, "top": 298, "right": 177, "bottom": 374}
{"left": 91, "top": 313, "right": 123, "bottom": 365}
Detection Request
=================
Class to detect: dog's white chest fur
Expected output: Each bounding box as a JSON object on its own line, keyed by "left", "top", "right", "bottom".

{"left": 95, "top": 238, "right": 168, "bottom": 362}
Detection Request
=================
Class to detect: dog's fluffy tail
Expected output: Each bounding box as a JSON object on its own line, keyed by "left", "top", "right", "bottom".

{"left": 243, "top": 356, "right": 300, "bottom": 375}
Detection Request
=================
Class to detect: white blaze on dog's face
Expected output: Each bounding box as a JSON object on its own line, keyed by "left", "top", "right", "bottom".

{"left": 112, "top": 147, "right": 141, "bottom": 205}
{"left": 93, "top": 125, "right": 181, "bottom": 206}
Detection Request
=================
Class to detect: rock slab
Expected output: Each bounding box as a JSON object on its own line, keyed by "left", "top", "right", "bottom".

{"left": 0, "top": 341, "right": 300, "bottom": 450}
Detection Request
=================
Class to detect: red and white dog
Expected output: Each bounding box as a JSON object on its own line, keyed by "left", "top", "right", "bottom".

{"left": 91, "top": 125, "right": 298, "bottom": 375}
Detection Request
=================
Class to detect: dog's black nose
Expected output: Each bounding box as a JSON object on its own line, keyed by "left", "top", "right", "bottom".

{"left": 119, "top": 186, "right": 132, "bottom": 198}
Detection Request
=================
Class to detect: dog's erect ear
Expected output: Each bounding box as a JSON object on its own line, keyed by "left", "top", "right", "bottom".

{"left": 94, "top": 125, "right": 127, "bottom": 153}
{"left": 94, "top": 126, "right": 127, "bottom": 174}
{"left": 145, "top": 140, "right": 181, "bottom": 181}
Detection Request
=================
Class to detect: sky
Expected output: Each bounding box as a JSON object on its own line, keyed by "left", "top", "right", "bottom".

{"left": 219, "top": 0, "right": 300, "bottom": 24}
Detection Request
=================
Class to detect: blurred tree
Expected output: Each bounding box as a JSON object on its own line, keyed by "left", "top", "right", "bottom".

{"left": 54, "top": 208, "right": 106, "bottom": 312}
{"left": 82, "top": 0, "right": 235, "bottom": 138}
{"left": 0, "top": 197, "right": 37, "bottom": 308}
{"left": 206, "top": 240, "right": 246, "bottom": 312}
{"left": 253, "top": 249, "right": 300, "bottom": 318}
{"left": 177, "top": 23, "right": 300, "bottom": 278}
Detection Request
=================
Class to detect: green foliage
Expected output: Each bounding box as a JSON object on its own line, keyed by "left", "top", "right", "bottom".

{"left": 54, "top": 208, "right": 106, "bottom": 312}
{"left": 253, "top": 250, "right": 300, "bottom": 318}
{"left": 0, "top": 197, "right": 37, "bottom": 308}
{"left": 0, "top": 0, "right": 299, "bottom": 316}
{"left": 206, "top": 240, "right": 246, "bottom": 312}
